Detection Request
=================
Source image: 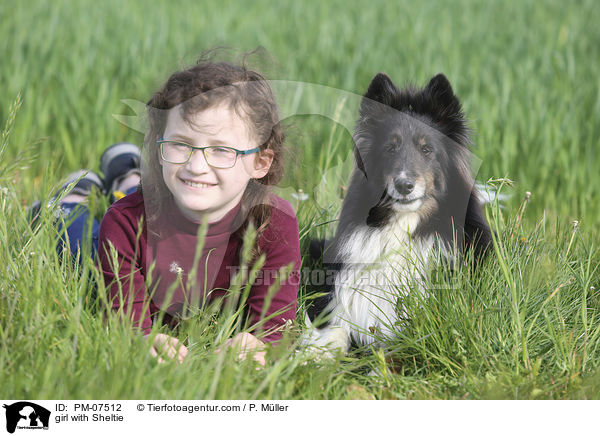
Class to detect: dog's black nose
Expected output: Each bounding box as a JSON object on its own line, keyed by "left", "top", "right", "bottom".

{"left": 394, "top": 178, "right": 415, "bottom": 195}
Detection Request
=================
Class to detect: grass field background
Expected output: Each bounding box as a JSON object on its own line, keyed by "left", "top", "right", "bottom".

{"left": 1, "top": 0, "right": 599, "bottom": 399}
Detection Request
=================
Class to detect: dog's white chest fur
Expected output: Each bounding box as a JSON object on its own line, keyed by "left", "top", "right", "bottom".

{"left": 325, "top": 213, "right": 437, "bottom": 348}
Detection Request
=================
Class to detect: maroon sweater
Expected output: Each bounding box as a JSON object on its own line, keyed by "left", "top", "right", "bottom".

{"left": 98, "top": 191, "right": 300, "bottom": 342}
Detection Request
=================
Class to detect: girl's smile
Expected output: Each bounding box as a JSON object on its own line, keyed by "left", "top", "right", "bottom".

{"left": 180, "top": 179, "right": 217, "bottom": 189}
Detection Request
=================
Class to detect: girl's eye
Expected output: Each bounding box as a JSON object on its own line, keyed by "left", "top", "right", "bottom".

{"left": 165, "top": 142, "right": 192, "bottom": 153}
{"left": 211, "top": 147, "right": 231, "bottom": 154}
{"left": 174, "top": 143, "right": 191, "bottom": 151}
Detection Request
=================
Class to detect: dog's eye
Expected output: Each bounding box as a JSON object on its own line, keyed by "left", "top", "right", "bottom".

{"left": 421, "top": 145, "right": 433, "bottom": 155}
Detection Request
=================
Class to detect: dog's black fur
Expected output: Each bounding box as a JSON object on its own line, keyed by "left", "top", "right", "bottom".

{"left": 306, "top": 73, "right": 491, "bottom": 347}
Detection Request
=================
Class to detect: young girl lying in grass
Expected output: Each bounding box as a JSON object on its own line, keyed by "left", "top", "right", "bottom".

{"left": 50, "top": 56, "right": 301, "bottom": 365}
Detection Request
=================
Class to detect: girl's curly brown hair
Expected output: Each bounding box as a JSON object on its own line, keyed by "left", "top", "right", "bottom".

{"left": 141, "top": 54, "right": 285, "bottom": 252}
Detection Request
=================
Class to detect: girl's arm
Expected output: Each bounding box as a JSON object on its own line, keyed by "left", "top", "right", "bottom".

{"left": 99, "top": 201, "right": 188, "bottom": 363}
{"left": 98, "top": 202, "right": 153, "bottom": 334}
{"left": 246, "top": 198, "right": 301, "bottom": 343}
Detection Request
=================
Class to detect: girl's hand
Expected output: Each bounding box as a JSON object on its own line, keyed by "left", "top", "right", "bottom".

{"left": 147, "top": 333, "right": 188, "bottom": 364}
{"left": 215, "top": 332, "right": 266, "bottom": 366}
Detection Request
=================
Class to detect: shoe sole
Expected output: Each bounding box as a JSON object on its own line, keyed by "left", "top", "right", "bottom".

{"left": 100, "top": 142, "right": 141, "bottom": 174}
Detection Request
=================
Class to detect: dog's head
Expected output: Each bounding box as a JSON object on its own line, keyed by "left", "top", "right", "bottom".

{"left": 353, "top": 73, "right": 473, "bottom": 223}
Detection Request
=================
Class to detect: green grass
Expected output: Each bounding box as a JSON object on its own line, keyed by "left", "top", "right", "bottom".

{"left": 1, "top": 0, "right": 600, "bottom": 399}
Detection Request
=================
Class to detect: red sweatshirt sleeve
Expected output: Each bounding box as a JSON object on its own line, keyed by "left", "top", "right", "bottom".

{"left": 247, "top": 197, "right": 301, "bottom": 343}
{"left": 98, "top": 196, "right": 152, "bottom": 334}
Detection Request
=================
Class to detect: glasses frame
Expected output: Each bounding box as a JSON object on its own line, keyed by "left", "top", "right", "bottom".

{"left": 157, "top": 138, "right": 260, "bottom": 169}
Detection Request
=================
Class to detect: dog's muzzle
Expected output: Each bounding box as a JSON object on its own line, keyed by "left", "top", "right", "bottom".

{"left": 387, "top": 177, "right": 426, "bottom": 209}
{"left": 394, "top": 177, "right": 415, "bottom": 195}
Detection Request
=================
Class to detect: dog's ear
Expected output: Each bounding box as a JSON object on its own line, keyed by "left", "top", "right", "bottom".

{"left": 363, "top": 73, "right": 399, "bottom": 106}
{"left": 424, "top": 74, "right": 469, "bottom": 145}
{"left": 355, "top": 73, "right": 398, "bottom": 177}
{"left": 424, "top": 74, "right": 461, "bottom": 115}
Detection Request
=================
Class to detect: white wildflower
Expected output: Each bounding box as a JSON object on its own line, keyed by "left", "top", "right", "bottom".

{"left": 291, "top": 189, "right": 309, "bottom": 201}
{"left": 169, "top": 262, "right": 184, "bottom": 276}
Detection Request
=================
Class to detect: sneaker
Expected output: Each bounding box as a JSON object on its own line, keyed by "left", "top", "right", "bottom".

{"left": 56, "top": 170, "right": 104, "bottom": 198}
{"left": 99, "top": 142, "right": 141, "bottom": 201}
{"left": 27, "top": 170, "right": 103, "bottom": 225}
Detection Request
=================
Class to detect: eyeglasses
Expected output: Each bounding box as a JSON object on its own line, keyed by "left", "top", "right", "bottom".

{"left": 157, "top": 138, "right": 260, "bottom": 169}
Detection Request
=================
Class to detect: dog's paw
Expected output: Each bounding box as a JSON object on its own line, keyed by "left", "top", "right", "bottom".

{"left": 300, "top": 317, "right": 351, "bottom": 359}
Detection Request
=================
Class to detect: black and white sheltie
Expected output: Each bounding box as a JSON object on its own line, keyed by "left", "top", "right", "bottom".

{"left": 305, "top": 73, "right": 492, "bottom": 353}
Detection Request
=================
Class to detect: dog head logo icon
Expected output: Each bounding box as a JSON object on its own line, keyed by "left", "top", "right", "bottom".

{"left": 3, "top": 402, "right": 50, "bottom": 433}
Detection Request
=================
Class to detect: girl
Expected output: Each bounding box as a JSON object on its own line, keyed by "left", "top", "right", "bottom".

{"left": 98, "top": 58, "right": 301, "bottom": 364}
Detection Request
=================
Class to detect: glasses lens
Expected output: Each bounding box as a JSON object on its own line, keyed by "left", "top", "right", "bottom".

{"left": 204, "top": 146, "right": 237, "bottom": 168}
{"left": 161, "top": 141, "right": 191, "bottom": 163}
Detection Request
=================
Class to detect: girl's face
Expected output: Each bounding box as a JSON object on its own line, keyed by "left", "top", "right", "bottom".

{"left": 161, "top": 104, "right": 273, "bottom": 223}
